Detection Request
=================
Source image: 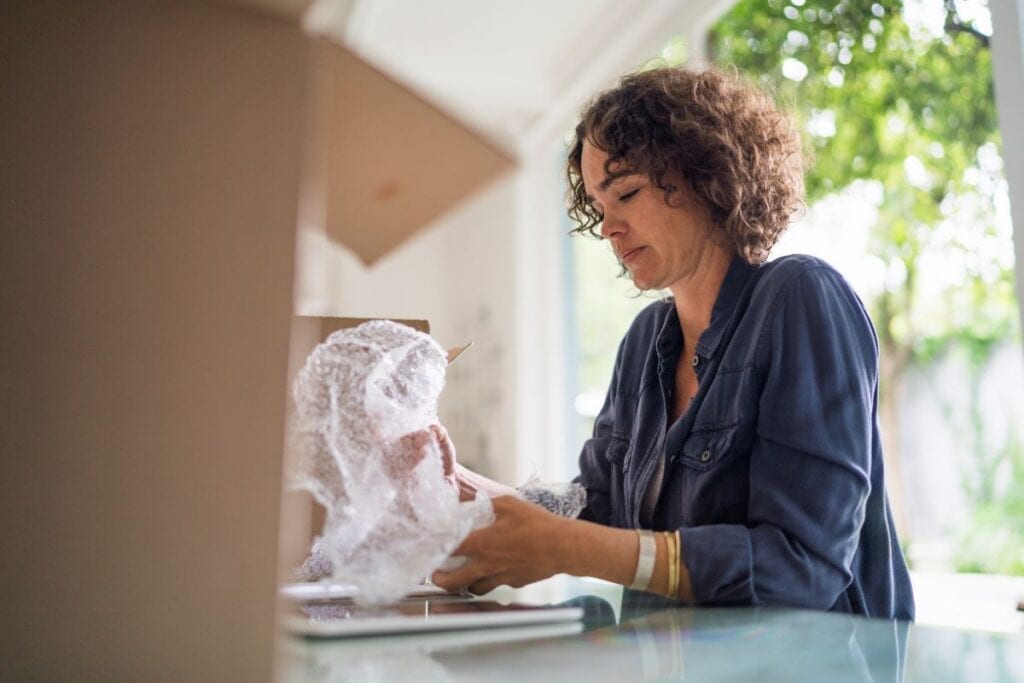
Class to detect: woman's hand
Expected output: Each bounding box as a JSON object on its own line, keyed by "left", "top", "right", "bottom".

{"left": 432, "top": 499, "right": 671, "bottom": 598}
{"left": 428, "top": 424, "right": 479, "bottom": 501}
{"left": 431, "top": 495, "right": 570, "bottom": 595}
{"left": 386, "top": 424, "right": 476, "bottom": 501}
{"left": 385, "top": 429, "right": 436, "bottom": 479}
{"left": 429, "top": 424, "right": 520, "bottom": 501}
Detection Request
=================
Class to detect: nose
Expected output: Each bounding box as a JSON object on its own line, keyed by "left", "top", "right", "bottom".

{"left": 599, "top": 211, "right": 626, "bottom": 240}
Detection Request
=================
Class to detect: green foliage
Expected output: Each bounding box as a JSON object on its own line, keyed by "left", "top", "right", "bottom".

{"left": 710, "top": 0, "right": 995, "bottom": 202}
{"left": 709, "top": 0, "right": 1016, "bottom": 360}
{"left": 953, "top": 432, "right": 1024, "bottom": 575}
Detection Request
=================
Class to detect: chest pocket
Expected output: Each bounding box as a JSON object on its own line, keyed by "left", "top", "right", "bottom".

{"left": 678, "top": 421, "right": 738, "bottom": 472}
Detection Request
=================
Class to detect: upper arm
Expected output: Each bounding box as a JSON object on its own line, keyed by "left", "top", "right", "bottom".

{"left": 749, "top": 266, "right": 877, "bottom": 602}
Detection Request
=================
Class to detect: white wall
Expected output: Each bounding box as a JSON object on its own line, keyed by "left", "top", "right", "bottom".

{"left": 901, "top": 344, "right": 1024, "bottom": 543}
{"left": 295, "top": 174, "right": 520, "bottom": 485}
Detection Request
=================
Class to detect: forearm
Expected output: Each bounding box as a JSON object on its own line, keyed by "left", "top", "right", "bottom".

{"left": 557, "top": 518, "right": 693, "bottom": 601}
{"left": 456, "top": 463, "right": 519, "bottom": 498}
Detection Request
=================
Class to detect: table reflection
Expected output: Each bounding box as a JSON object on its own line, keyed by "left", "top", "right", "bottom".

{"left": 277, "top": 582, "right": 1024, "bottom": 683}
{"left": 614, "top": 592, "right": 908, "bottom": 682}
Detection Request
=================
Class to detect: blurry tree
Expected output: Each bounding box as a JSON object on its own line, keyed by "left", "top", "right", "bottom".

{"left": 709, "top": 0, "right": 1020, "bottom": 537}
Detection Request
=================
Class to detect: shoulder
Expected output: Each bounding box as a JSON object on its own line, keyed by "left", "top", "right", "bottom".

{"left": 754, "top": 254, "right": 877, "bottom": 355}
{"left": 754, "top": 254, "right": 864, "bottom": 313}
{"left": 757, "top": 253, "right": 847, "bottom": 291}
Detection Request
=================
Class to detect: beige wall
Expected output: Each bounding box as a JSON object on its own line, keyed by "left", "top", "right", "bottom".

{"left": 0, "top": 2, "right": 306, "bottom": 679}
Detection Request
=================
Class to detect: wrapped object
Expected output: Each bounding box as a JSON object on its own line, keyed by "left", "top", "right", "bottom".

{"left": 289, "top": 320, "right": 493, "bottom": 604}
{"left": 517, "top": 476, "right": 587, "bottom": 519}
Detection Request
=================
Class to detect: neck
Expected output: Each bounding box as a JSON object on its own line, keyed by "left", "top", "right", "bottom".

{"left": 668, "top": 244, "right": 733, "bottom": 348}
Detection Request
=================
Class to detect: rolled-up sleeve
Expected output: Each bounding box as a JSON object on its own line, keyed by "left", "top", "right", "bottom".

{"left": 575, "top": 402, "right": 615, "bottom": 524}
{"left": 680, "top": 266, "right": 876, "bottom": 608}
{"left": 574, "top": 340, "right": 627, "bottom": 525}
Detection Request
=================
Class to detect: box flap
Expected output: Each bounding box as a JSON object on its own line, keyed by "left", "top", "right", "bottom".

{"left": 307, "top": 39, "right": 515, "bottom": 265}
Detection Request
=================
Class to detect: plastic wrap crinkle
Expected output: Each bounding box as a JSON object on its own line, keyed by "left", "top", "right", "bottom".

{"left": 288, "top": 320, "right": 493, "bottom": 605}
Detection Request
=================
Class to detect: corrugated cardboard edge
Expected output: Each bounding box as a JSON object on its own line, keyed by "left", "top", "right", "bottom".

{"left": 310, "top": 316, "right": 471, "bottom": 364}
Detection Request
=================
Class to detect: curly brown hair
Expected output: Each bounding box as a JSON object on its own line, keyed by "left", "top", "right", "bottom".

{"left": 566, "top": 66, "right": 806, "bottom": 264}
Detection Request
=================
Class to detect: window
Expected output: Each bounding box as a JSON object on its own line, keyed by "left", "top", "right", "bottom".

{"left": 564, "top": 0, "right": 1024, "bottom": 630}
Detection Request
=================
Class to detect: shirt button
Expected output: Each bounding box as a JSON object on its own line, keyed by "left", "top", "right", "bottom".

{"left": 700, "top": 449, "right": 712, "bottom": 462}
{"left": 691, "top": 355, "right": 699, "bottom": 367}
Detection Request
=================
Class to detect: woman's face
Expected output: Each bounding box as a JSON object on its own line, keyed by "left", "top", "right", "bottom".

{"left": 580, "top": 140, "right": 718, "bottom": 293}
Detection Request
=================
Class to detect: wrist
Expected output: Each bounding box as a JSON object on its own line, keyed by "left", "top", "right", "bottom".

{"left": 556, "top": 518, "right": 638, "bottom": 586}
{"left": 550, "top": 515, "right": 579, "bottom": 577}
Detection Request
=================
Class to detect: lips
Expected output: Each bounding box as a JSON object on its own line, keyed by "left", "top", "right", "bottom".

{"left": 618, "top": 246, "right": 645, "bottom": 265}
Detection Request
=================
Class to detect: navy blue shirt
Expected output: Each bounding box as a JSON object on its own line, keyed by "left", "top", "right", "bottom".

{"left": 576, "top": 254, "right": 915, "bottom": 620}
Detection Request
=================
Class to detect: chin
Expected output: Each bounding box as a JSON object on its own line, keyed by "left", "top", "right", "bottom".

{"left": 628, "top": 272, "right": 660, "bottom": 292}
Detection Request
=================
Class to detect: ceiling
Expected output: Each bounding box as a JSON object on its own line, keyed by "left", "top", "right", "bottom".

{"left": 304, "top": 0, "right": 731, "bottom": 147}
{"left": 341, "top": 0, "right": 622, "bottom": 140}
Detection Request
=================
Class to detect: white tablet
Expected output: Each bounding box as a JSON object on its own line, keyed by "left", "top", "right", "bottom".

{"left": 282, "top": 594, "right": 584, "bottom": 638}
{"left": 280, "top": 581, "right": 449, "bottom": 603}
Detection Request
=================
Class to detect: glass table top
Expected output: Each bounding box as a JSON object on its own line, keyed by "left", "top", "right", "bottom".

{"left": 277, "top": 578, "right": 1024, "bottom": 682}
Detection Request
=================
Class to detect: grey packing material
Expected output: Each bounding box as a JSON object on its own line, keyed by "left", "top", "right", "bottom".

{"left": 517, "top": 475, "right": 587, "bottom": 519}
{"left": 288, "top": 320, "right": 493, "bottom": 605}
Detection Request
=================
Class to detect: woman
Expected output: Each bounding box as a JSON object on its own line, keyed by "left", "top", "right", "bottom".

{"left": 432, "top": 65, "right": 915, "bottom": 620}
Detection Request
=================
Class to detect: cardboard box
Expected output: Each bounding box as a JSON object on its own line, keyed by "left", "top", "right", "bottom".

{"left": 2, "top": 1, "right": 507, "bottom": 679}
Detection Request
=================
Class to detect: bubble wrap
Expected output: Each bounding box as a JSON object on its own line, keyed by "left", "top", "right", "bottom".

{"left": 288, "top": 320, "right": 494, "bottom": 605}
{"left": 517, "top": 475, "right": 588, "bottom": 518}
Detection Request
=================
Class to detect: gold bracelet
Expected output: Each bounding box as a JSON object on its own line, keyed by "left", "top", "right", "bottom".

{"left": 662, "top": 531, "right": 671, "bottom": 598}
{"left": 672, "top": 531, "right": 681, "bottom": 598}
{"left": 673, "top": 531, "right": 680, "bottom": 598}
{"left": 663, "top": 532, "right": 671, "bottom": 593}
{"left": 663, "top": 532, "right": 679, "bottom": 598}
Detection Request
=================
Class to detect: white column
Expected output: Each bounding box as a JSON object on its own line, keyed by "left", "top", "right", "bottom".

{"left": 991, "top": 0, "right": 1024, "bottom": 343}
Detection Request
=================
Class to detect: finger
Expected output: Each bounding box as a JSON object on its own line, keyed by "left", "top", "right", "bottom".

{"left": 429, "top": 423, "right": 448, "bottom": 442}
{"left": 431, "top": 424, "right": 457, "bottom": 476}
{"left": 468, "top": 577, "right": 503, "bottom": 596}
{"left": 458, "top": 480, "right": 478, "bottom": 502}
{"left": 431, "top": 562, "right": 487, "bottom": 592}
{"left": 490, "top": 493, "right": 522, "bottom": 509}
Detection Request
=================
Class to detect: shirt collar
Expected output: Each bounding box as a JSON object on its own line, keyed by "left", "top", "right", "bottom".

{"left": 655, "top": 299, "right": 682, "bottom": 363}
{"left": 695, "top": 255, "right": 759, "bottom": 359}
{"left": 654, "top": 255, "right": 759, "bottom": 363}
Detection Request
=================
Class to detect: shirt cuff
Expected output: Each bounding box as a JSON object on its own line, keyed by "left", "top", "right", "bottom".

{"left": 679, "top": 524, "right": 756, "bottom": 605}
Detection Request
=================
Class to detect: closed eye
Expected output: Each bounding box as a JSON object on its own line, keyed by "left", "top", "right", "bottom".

{"left": 619, "top": 188, "right": 640, "bottom": 202}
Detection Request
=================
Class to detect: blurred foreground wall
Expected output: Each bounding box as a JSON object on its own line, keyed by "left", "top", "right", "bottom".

{"left": 0, "top": 1, "right": 306, "bottom": 679}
